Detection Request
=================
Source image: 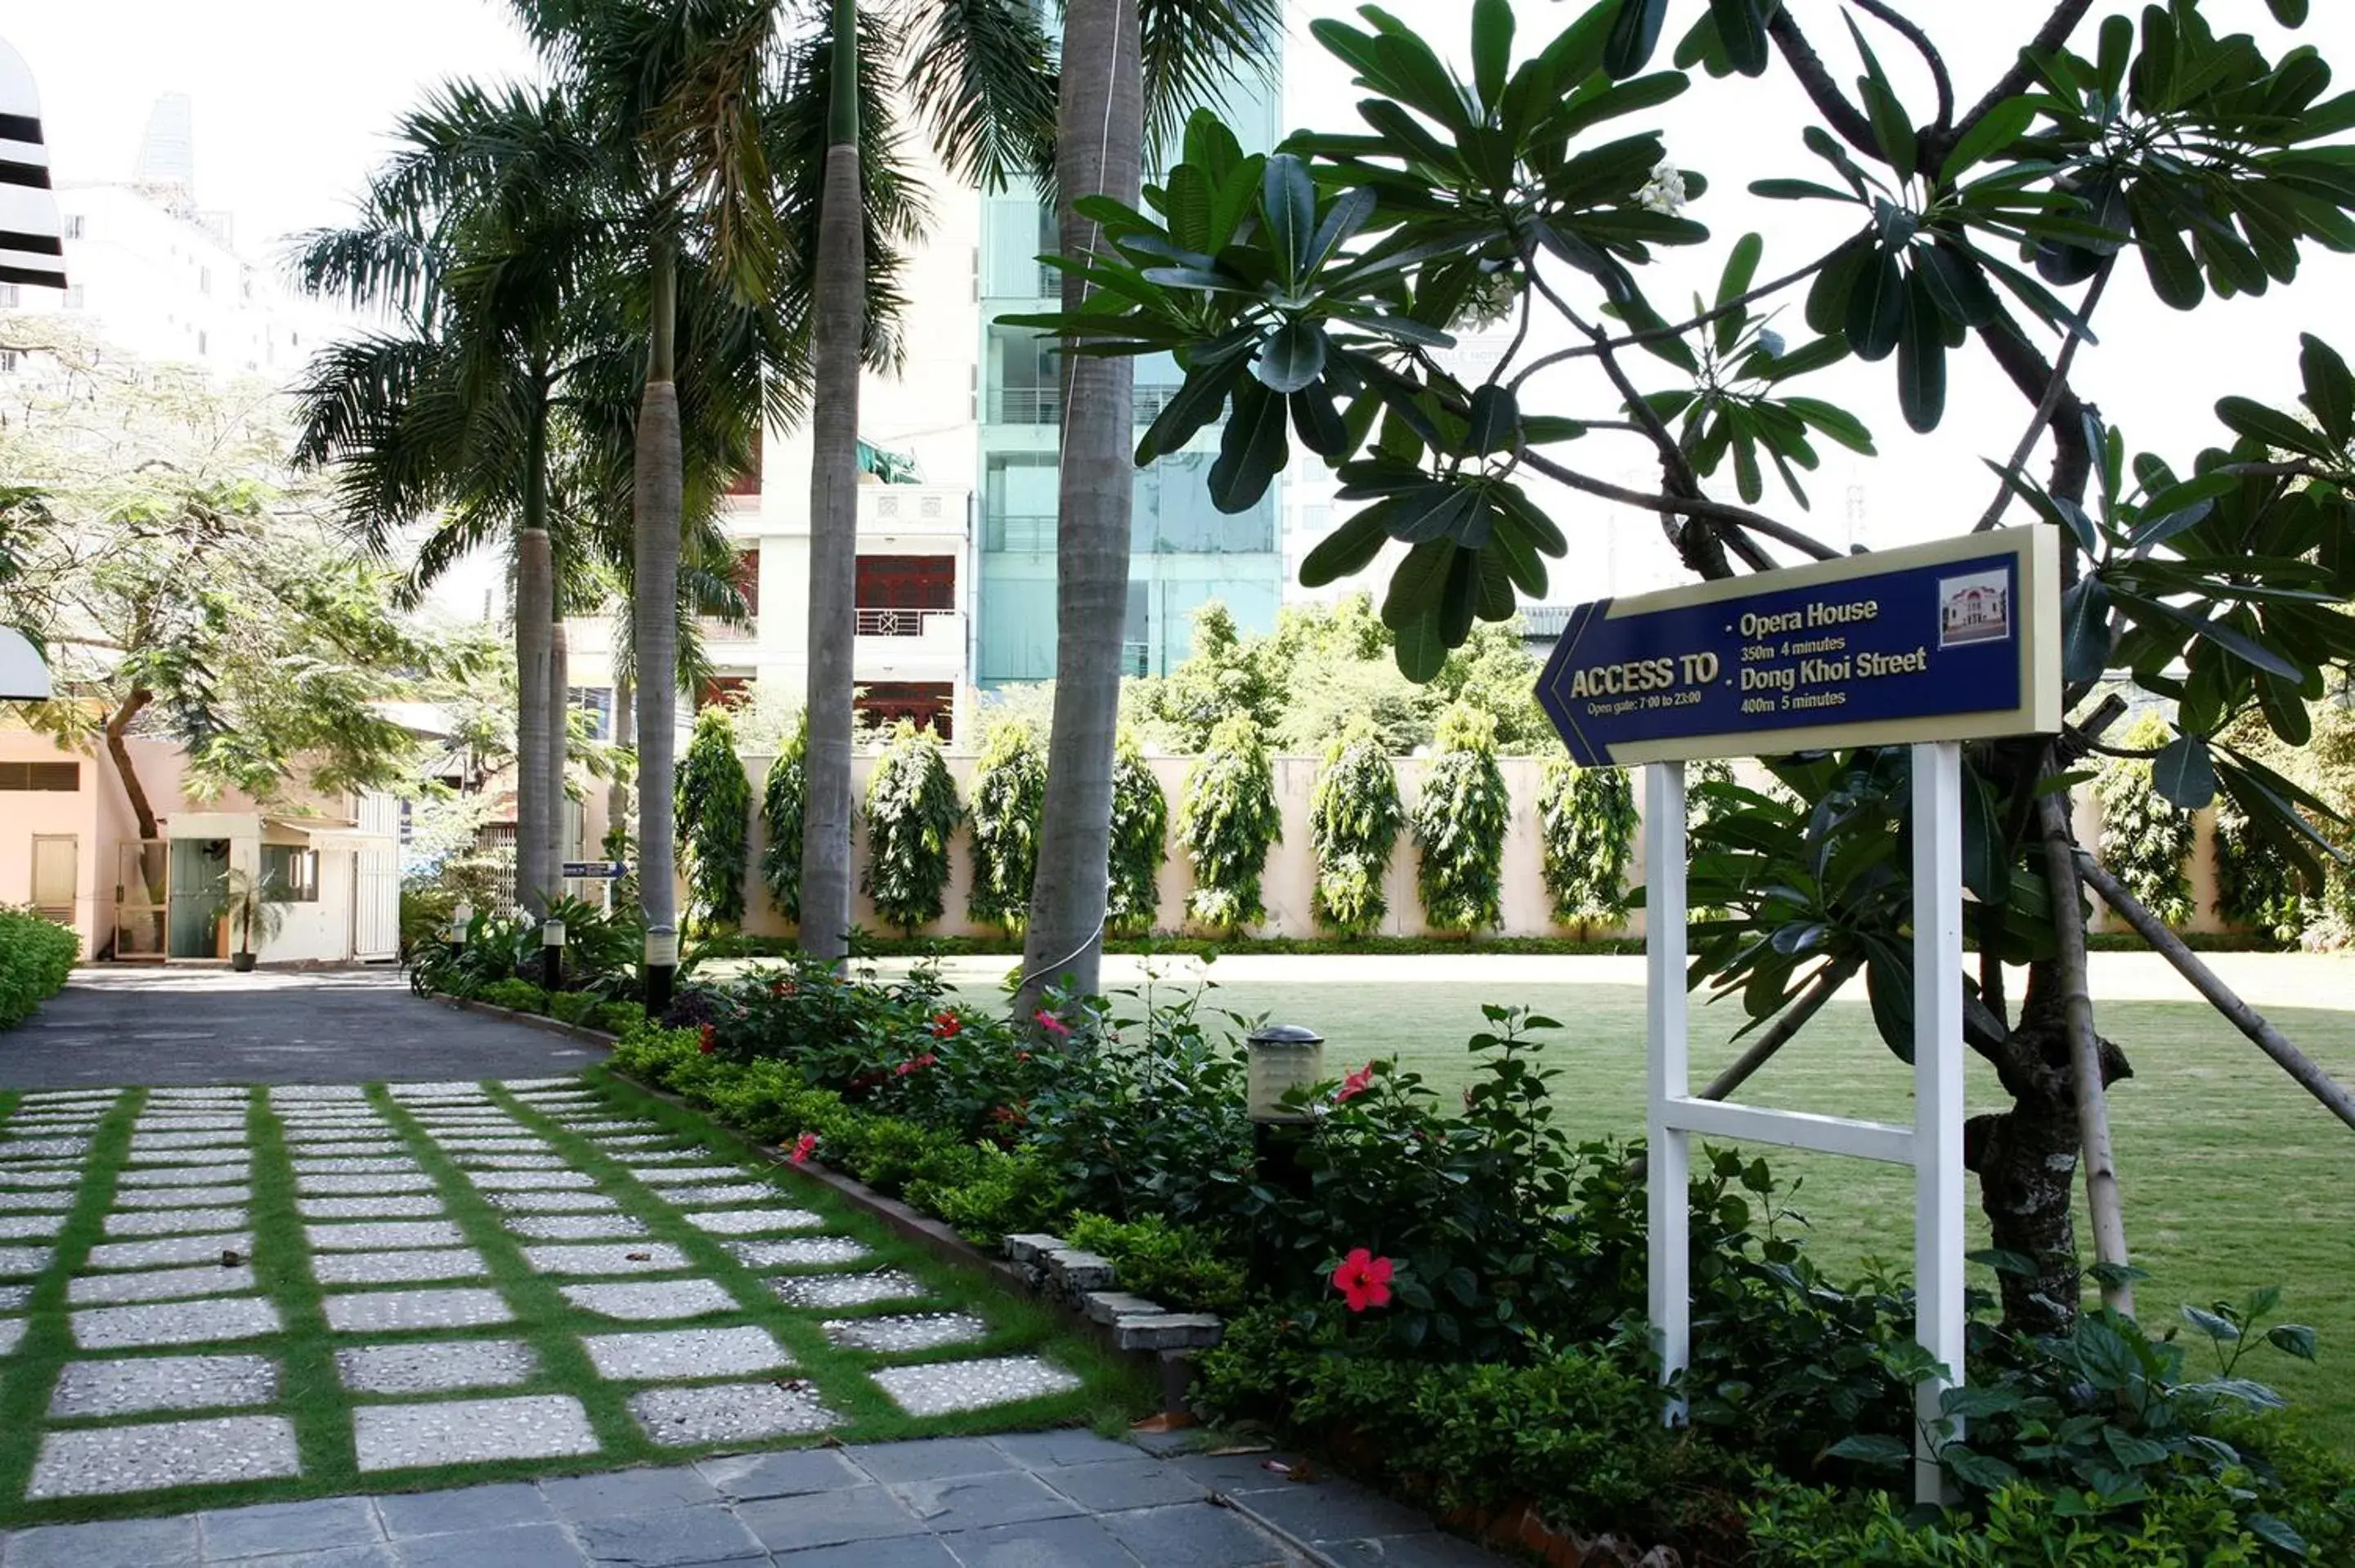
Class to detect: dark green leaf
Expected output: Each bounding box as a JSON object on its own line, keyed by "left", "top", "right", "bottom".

{"left": 2152, "top": 734, "right": 2216, "bottom": 809}
{"left": 1290, "top": 382, "right": 1352, "bottom": 458}
{"left": 1914, "top": 244, "right": 1999, "bottom": 329}
{"left": 2061, "top": 576, "right": 2113, "bottom": 683}
{"left": 1895, "top": 266, "right": 1946, "bottom": 432}
{"left": 1714, "top": 231, "right": 1763, "bottom": 355}
{"left": 2114, "top": 591, "right": 2307, "bottom": 681}
{"left": 2297, "top": 334, "right": 2354, "bottom": 445}
{"left": 1209, "top": 380, "right": 1291, "bottom": 513}
{"left": 1846, "top": 248, "right": 1906, "bottom": 361}
{"left": 1603, "top": 0, "right": 1670, "bottom": 78}
{"left": 1254, "top": 320, "right": 1329, "bottom": 394}
{"left": 1943, "top": 1446, "right": 2023, "bottom": 1493}
{"left": 1262, "top": 155, "right": 1318, "bottom": 281}
{"left": 1960, "top": 768, "right": 2007, "bottom": 904}
{"left": 2265, "top": 1323, "right": 2319, "bottom": 1361}
{"left": 2127, "top": 183, "right": 2204, "bottom": 311}
{"left": 1843, "top": 14, "right": 1917, "bottom": 174}
{"left": 2249, "top": 1515, "right": 2309, "bottom": 1559}
{"left": 1393, "top": 606, "right": 1448, "bottom": 681}
{"left": 1467, "top": 384, "right": 1520, "bottom": 455}
{"left": 1751, "top": 177, "right": 1856, "bottom": 204}
{"left": 1299, "top": 508, "right": 1390, "bottom": 588}
{"left": 1865, "top": 950, "right": 1913, "bottom": 1060}
{"left": 1470, "top": 0, "right": 1514, "bottom": 110}
{"left": 1706, "top": 0, "right": 1767, "bottom": 78}
{"left": 1939, "top": 96, "right": 2037, "bottom": 183}
{"left": 2216, "top": 395, "right": 2339, "bottom": 461}
{"left": 1826, "top": 1433, "right": 1910, "bottom": 1468}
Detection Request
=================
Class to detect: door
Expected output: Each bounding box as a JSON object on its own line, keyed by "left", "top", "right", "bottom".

{"left": 353, "top": 791, "right": 401, "bottom": 961}
{"left": 167, "top": 838, "right": 228, "bottom": 958}
{"left": 30, "top": 835, "right": 75, "bottom": 925}
{"left": 115, "top": 840, "right": 169, "bottom": 960}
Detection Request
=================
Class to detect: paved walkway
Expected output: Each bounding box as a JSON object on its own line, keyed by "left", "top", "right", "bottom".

{"left": 0, "top": 1436, "right": 1500, "bottom": 1566}
{"left": 0, "top": 970, "right": 602, "bottom": 1088}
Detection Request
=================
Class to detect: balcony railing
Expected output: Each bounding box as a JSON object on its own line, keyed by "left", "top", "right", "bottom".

{"left": 985, "top": 384, "right": 1183, "bottom": 427}
{"left": 856, "top": 607, "right": 959, "bottom": 638}
{"left": 985, "top": 513, "right": 1056, "bottom": 553}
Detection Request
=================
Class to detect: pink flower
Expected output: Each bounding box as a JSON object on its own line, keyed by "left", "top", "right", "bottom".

{"left": 893, "top": 1052, "right": 940, "bottom": 1077}
{"left": 1033, "top": 1010, "right": 1071, "bottom": 1037}
{"left": 787, "top": 1132, "right": 818, "bottom": 1165}
{"left": 1332, "top": 1248, "right": 1394, "bottom": 1313}
{"left": 1334, "top": 1063, "right": 1376, "bottom": 1104}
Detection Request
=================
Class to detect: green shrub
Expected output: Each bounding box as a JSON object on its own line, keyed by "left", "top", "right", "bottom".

{"left": 906, "top": 1143, "right": 1065, "bottom": 1242}
{"left": 1537, "top": 755, "right": 1636, "bottom": 929}
{"left": 0, "top": 907, "right": 78, "bottom": 1029}
{"left": 1108, "top": 732, "right": 1170, "bottom": 935}
{"left": 1180, "top": 715, "right": 1280, "bottom": 931}
{"left": 760, "top": 713, "right": 807, "bottom": 923}
{"left": 548, "top": 990, "right": 603, "bottom": 1027}
{"left": 677, "top": 706, "right": 751, "bottom": 930}
{"left": 1308, "top": 722, "right": 1402, "bottom": 937}
{"left": 967, "top": 717, "right": 1046, "bottom": 932}
{"left": 1412, "top": 704, "right": 1509, "bottom": 932}
{"left": 2214, "top": 791, "right": 2303, "bottom": 944}
{"left": 862, "top": 721, "right": 962, "bottom": 934}
{"left": 477, "top": 979, "right": 549, "bottom": 1015}
{"left": 1065, "top": 1212, "right": 1246, "bottom": 1314}
{"left": 2094, "top": 715, "right": 2196, "bottom": 927}
{"left": 592, "top": 1000, "right": 646, "bottom": 1036}
{"left": 1744, "top": 1476, "right": 2296, "bottom": 1566}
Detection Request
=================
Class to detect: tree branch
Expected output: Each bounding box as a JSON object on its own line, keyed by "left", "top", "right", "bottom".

{"left": 2076, "top": 853, "right": 2355, "bottom": 1133}
{"left": 1766, "top": 7, "right": 1879, "bottom": 158}
{"left": 1505, "top": 249, "right": 1846, "bottom": 396}
{"left": 1519, "top": 450, "right": 1845, "bottom": 562}
{"left": 1975, "top": 261, "right": 2113, "bottom": 531}
{"left": 1848, "top": 0, "right": 1955, "bottom": 136}
{"left": 1932, "top": 0, "right": 2100, "bottom": 172}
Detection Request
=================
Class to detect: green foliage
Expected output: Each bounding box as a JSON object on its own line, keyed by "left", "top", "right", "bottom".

{"left": 1107, "top": 732, "right": 1171, "bottom": 936}
{"left": 1308, "top": 722, "right": 1403, "bottom": 935}
{"left": 1062, "top": 1212, "right": 1246, "bottom": 1315}
{"left": 861, "top": 721, "right": 961, "bottom": 934}
{"left": 1179, "top": 715, "right": 1281, "bottom": 931}
{"left": 2214, "top": 791, "right": 2304, "bottom": 945}
{"left": 1412, "top": 704, "right": 1509, "bottom": 932}
{"left": 2096, "top": 715, "right": 2196, "bottom": 929}
{"left": 1744, "top": 1476, "right": 2284, "bottom": 1566}
{"left": 1134, "top": 601, "right": 1285, "bottom": 751}
{"left": 759, "top": 712, "right": 807, "bottom": 923}
{"left": 966, "top": 716, "right": 1047, "bottom": 932}
{"left": 676, "top": 706, "right": 751, "bottom": 931}
{"left": 0, "top": 908, "right": 78, "bottom": 1030}
{"left": 1538, "top": 755, "right": 1636, "bottom": 928}
{"left": 478, "top": 978, "right": 550, "bottom": 1015}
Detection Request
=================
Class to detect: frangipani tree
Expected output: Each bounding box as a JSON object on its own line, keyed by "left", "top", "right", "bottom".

{"left": 1015, "top": 0, "right": 2355, "bottom": 1337}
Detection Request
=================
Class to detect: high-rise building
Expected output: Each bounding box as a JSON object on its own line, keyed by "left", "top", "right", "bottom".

{"left": 974, "top": 61, "right": 1286, "bottom": 684}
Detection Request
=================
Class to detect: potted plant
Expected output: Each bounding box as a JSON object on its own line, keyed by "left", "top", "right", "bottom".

{"left": 210, "top": 868, "right": 288, "bottom": 971}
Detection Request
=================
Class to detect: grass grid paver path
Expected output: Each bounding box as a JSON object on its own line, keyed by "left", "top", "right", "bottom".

{"left": 0, "top": 1073, "right": 1139, "bottom": 1529}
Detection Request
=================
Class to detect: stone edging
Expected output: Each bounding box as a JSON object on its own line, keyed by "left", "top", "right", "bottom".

{"left": 431, "top": 994, "right": 621, "bottom": 1051}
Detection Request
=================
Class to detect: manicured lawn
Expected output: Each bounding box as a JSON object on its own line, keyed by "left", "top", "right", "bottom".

{"left": 910, "top": 953, "right": 2355, "bottom": 1451}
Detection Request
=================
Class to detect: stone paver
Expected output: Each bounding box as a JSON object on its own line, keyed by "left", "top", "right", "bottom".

{"left": 869, "top": 1355, "right": 1083, "bottom": 1418}
{"left": 84, "top": 1232, "right": 252, "bottom": 1270}
{"left": 559, "top": 1279, "right": 738, "bottom": 1321}
{"left": 66, "top": 1263, "right": 258, "bottom": 1305}
{"left": 520, "top": 1241, "right": 691, "bottom": 1276}
{"left": 70, "top": 1296, "right": 280, "bottom": 1350}
{"left": 582, "top": 1324, "right": 793, "bottom": 1382}
{"left": 766, "top": 1270, "right": 929, "bottom": 1310}
{"left": 353, "top": 1395, "right": 599, "bottom": 1472}
{"left": 311, "top": 1246, "right": 488, "bottom": 1287}
{"left": 322, "top": 1286, "right": 513, "bottom": 1333}
{"left": 25, "top": 1414, "right": 301, "bottom": 1498}
{"left": 335, "top": 1338, "right": 539, "bottom": 1395}
{"left": 48, "top": 1352, "right": 280, "bottom": 1418}
{"left": 628, "top": 1381, "right": 841, "bottom": 1445}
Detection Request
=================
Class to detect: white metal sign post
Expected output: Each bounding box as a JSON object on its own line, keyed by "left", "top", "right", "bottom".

{"left": 1645, "top": 747, "right": 1964, "bottom": 1503}
{"left": 1536, "top": 529, "right": 2061, "bottom": 1510}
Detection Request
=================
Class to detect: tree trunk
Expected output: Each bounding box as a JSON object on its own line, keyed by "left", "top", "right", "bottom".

{"left": 104, "top": 688, "right": 159, "bottom": 844}
{"left": 799, "top": 0, "right": 864, "bottom": 967}
{"left": 1016, "top": 0, "right": 1144, "bottom": 1013}
{"left": 2039, "top": 788, "right": 2133, "bottom": 1315}
{"left": 514, "top": 502, "right": 554, "bottom": 921}
{"left": 548, "top": 618, "right": 571, "bottom": 895}
{"left": 635, "top": 244, "right": 684, "bottom": 1003}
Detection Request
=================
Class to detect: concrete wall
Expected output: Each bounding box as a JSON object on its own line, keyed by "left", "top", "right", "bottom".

{"left": 706, "top": 751, "right": 2239, "bottom": 943}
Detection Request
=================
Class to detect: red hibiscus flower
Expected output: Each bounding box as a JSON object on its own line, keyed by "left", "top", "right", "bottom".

{"left": 931, "top": 1011, "right": 961, "bottom": 1039}
{"left": 697, "top": 1023, "right": 717, "bottom": 1055}
{"left": 1334, "top": 1063, "right": 1376, "bottom": 1104}
{"left": 1033, "top": 1010, "right": 1071, "bottom": 1037}
{"left": 787, "top": 1132, "right": 819, "bottom": 1165}
{"left": 1331, "top": 1248, "right": 1394, "bottom": 1313}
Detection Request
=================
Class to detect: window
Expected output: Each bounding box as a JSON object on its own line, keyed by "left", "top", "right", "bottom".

{"left": 856, "top": 555, "right": 954, "bottom": 611}
{"left": 196, "top": 330, "right": 208, "bottom": 356}
{"left": 0, "top": 284, "right": 18, "bottom": 307}
{"left": 856, "top": 683, "right": 954, "bottom": 741}
{"left": 261, "top": 845, "right": 320, "bottom": 903}
{"left": 63, "top": 284, "right": 85, "bottom": 310}
{"left": 733, "top": 548, "right": 760, "bottom": 616}
{"left": 62, "top": 215, "right": 85, "bottom": 240}
{"left": 0, "top": 762, "right": 78, "bottom": 791}
{"left": 0, "top": 350, "right": 20, "bottom": 374}
{"left": 568, "top": 685, "right": 613, "bottom": 742}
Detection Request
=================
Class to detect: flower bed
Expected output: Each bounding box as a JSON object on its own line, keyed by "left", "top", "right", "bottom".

{"left": 496, "top": 956, "right": 2350, "bottom": 1562}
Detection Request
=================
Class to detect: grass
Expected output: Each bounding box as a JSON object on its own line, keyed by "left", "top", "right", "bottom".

{"left": 1151, "top": 965, "right": 2355, "bottom": 1451}
{"left": 0, "top": 1078, "right": 1148, "bottom": 1526}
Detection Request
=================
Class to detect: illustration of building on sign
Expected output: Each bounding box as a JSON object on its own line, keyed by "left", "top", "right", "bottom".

{"left": 1937, "top": 570, "right": 2011, "bottom": 647}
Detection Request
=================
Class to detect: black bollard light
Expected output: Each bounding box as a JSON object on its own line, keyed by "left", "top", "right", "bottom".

{"left": 541, "top": 916, "right": 566, "bottom": 992}
{"left": 644, "top": 924, "right": 677, "bottom": 1018}
{"left": 1245, "top": 1023, "right": 1325, "bottom": 1293}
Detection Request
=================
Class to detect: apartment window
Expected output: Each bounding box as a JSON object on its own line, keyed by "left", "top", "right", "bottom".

{"left": 0, "top": 762, "right": 78, "bottom": 791}
{"left": 63, "top": 284, "right": 85, "bottom": 310}
{"left": 0, "top": 284, "right": 18, "bottom": 307}
{"left": 0, "top": 350, "right": 20, "bottom": 374}
{"left": 261, "top": 844, "right": 321, "bottom": 902}
{"left": 568, "top": 685, "right": 613, "bottom": 741}
{"left": 62, "top": 215, "right": 85, "bottom": 240}
{"left": 856, "top": 682, "right": 953, "bottom": 741}
{"left": 856, "top": 555, "right": 954, "bottom": 610}
{"left": 733, "top": 548, "right": 760, "bottom": 616}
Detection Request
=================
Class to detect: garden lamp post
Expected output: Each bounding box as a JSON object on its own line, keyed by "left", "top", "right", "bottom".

{"left": 541, "top": 916, "right": 566, "bottom": 992}
{"left": 1245, "top": 1024, "right": 1324, "bottom": 1292}
{"left": 447, "top": 902, "right": 473, "bottom": 951}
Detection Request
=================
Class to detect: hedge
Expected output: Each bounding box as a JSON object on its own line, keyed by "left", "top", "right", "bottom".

{"left": 0, "top": 908, "right": 78, "bottom": 1029}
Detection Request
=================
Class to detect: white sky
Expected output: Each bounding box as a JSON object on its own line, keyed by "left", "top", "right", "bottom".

{"left": 11, "top": 0, "right": 2355, "bottom": 579}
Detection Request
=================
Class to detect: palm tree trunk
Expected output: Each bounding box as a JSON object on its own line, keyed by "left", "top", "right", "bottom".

{"left": 1017, "top": 0, "right": 1144, "bottom": 1012}
{"left": 636, "top": 241, "right": 684, "bottom": 1010}
{"left": 799, "top": 0, "right": 864, "bottom": 966}
{"left": 548, "top": 618, "right": 572, "bottom": 894}
{"left": 514, "top": 386, "right": 554, "bottom": 918}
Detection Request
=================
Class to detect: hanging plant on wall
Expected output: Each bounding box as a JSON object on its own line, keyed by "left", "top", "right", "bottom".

{"left": 759, "top": 711, "right": 807, "bottom": 923}
{"left": 2095, "top": 716, "right": 2196, "bottom": 928}
{"left": 1412, "top": 703, "right": 1509, "bottom": 933}
{"left": 1538, "top": 753, "right": 1636, "bottom": 931}
{"left": 1180, "top": 715, "right": 1280, "bottom": 932}
{"left": 675, "top": 706, "right": 751, "bottom": 931}
{"left": 1308, "top": 720, "right": 1402, "bottom": 937}
{"left": 967, "top": 717, "right": 1047, "bottom": 932}
{"left": 2214, "top": 792, "right": 2303, "bottom": 945}
{"left": 862, "top": 721, "right": 961, "bottom": 935}
{"left": 1108, "top": 732, "right": 1169, "bottom": 936}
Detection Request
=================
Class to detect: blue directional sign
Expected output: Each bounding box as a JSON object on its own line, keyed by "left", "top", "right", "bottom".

{"left": 1536, "top": 528, "right": 2061, "bottom": 767}
{"left": 562, "top": 861, "right": 628, "bottom": 880}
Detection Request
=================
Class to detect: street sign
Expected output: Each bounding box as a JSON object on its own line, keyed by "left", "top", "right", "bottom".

{"left": 562, "top": 861, "right": 627, "bottom": 880}
{"left": 1536, "top": 527, "right": 2060, "bottom": 766}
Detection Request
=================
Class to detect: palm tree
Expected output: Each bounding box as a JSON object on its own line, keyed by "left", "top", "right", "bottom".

{"left": 1019, "top": 0, "right": 1281, "bottom": 1008}
{"left": 293, "top": 83, "right": 617, "bottom": 918}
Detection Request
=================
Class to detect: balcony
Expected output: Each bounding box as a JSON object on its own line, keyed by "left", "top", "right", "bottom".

{"left": 985, "top": 385, "right": 1182, "bottom": 427}
{"left": 985, "top": 513, "right": 1055, "bottom": 553}
{"left": 856, "top": 607, "right": 958, "bottom": 638}
{"left": 854, "top": 606, "right": 964, "bottom": 679}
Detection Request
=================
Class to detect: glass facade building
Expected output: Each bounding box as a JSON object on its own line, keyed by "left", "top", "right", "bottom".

{"left": 975, "top": 61, "right": 1285, "bottom": 685}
